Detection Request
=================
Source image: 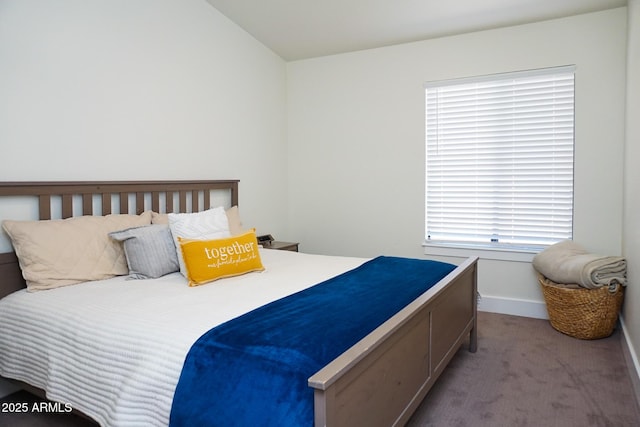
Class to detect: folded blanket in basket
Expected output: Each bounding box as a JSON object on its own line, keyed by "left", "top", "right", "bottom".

{"left": 532, "top": 240, "right": 626, "bottom": 289}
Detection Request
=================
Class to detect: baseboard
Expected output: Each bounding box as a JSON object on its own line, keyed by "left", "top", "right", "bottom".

{"left": 478, "top": 294, "right": 548, "bottom": 320}
{"left": 619, "top": 315, "right": 640, "bottom": 411}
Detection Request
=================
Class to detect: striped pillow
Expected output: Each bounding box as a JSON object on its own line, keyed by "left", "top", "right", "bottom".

{"left": 110, "top": 224, "right": 179, "bottom": 279}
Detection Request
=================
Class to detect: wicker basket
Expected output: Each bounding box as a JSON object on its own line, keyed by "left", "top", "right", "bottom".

{"left": 538, "top": 274, "right": 624, "bottom": 340}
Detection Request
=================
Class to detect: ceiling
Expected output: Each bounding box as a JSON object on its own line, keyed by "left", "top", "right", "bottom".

{"left": 205, "top": 0, "right": 626, "bottom": 61}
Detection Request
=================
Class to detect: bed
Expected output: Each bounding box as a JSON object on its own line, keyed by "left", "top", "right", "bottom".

{"left": 0, "top": 180, "right": 478, "bottom": 427}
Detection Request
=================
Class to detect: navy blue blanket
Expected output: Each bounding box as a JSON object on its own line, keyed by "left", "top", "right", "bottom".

{"left": 169, "top": 256, "right": 455, "bottom": 427}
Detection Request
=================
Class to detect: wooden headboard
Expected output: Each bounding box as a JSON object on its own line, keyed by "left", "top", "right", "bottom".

{"left": 0, "top": 180, "right": 239, "bottom": 298}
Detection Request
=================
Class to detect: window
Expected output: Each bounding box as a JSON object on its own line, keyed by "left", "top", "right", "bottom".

{"left": 425, "top": 66, "right": 575, "bottom": 251}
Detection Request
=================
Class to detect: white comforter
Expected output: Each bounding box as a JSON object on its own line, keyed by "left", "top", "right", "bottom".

{"left": 0, "top": 249, "right": 367, "bottom": 426}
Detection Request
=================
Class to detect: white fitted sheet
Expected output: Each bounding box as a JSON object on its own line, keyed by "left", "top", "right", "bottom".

{"left": 0, "top": 248, "right": 367, "bottom": 426}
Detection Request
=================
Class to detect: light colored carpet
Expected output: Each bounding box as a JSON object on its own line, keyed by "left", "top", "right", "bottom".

{"left": 407, "top": 311, "right": 640, "bottom": 427}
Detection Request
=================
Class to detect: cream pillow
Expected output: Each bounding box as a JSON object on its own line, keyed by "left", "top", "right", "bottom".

{"left": 168, "top": 207, "right": 231, "bottom": 276}
{"left": 2, "top": 212, "right": 152, "bottom": 292}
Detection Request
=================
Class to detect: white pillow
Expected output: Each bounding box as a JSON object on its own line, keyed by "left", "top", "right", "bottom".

{"left": 168, "top": 207, "right": 231, "bottom": 276}
{"left": 151, "top": 206, "right": 245, "bottom": 235}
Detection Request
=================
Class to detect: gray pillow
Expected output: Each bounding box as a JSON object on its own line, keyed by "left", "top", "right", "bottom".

{"left": 109, "top": 224, "right": 179, "bottom": 279}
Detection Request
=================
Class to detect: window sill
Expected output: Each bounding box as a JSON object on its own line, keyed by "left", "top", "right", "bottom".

{"left": 422, "top": 242, "right": 541, "bottom": 263}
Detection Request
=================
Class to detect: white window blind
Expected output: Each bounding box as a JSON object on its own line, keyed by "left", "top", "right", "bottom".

{"left": 425, "top": 66, "right": 575, "bottom": 249}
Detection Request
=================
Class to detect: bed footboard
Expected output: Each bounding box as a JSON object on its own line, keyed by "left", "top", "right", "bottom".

{"left": 309, "top": 256, "right": 478, "bottom": 427}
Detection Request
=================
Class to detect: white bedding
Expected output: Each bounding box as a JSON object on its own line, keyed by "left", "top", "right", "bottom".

{"left": 0, "top": 248, "right": 367, "bottom": 426}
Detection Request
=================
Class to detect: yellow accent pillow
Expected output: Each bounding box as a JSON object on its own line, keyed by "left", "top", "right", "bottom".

{"left": 178, "top": 230, "right": 265, "bottom": 286}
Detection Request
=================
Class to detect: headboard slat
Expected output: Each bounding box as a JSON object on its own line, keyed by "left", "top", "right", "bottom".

{"left": 62, "top": 194, "right": 73, "bottom": 218}
{"left": 204, "top": 191, "right": 210, "bottom": 211}
{"left": 82, "top": 194, "right": 92, "bottom": 215}
{"left": 191, "top": 191, "right": 198, "bottom": 212}
{"left": 120, "top": 193, "right": 129, "bottom": 214}
{"left": 102, "top": 193, "right": 111, "bottom": 216}
{"left": 151, "top": 192, "right": 160, "bottom": 213}
{"left": 136, "top": 193, "right": 144, "bottom": 215}
{"left": 179, "top": 191, "right": 187, "bottom": 213}
{"left": 166, "top": 192, "right": 174, "bottom": 213}
{"left": 39, "top": 195, "right": 51, "bottom": 220}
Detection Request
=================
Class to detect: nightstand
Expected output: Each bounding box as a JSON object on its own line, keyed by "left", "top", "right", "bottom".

{"left": 264, "top": 241, "right": 299, "bottom": 252}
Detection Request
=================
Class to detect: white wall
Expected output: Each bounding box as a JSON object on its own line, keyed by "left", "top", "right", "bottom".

{"left": 622, "top": 0, "right": 640, "bottom": 387}
{"left": 0, "top": 0, "right": 289, "bottom": 250}
{"left": 287, "top": 9, "right": 627, "bottom": 314}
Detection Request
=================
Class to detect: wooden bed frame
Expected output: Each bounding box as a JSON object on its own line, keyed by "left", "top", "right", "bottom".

{"left": 0, "top": 180, "right": 478, "bottom": 427}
